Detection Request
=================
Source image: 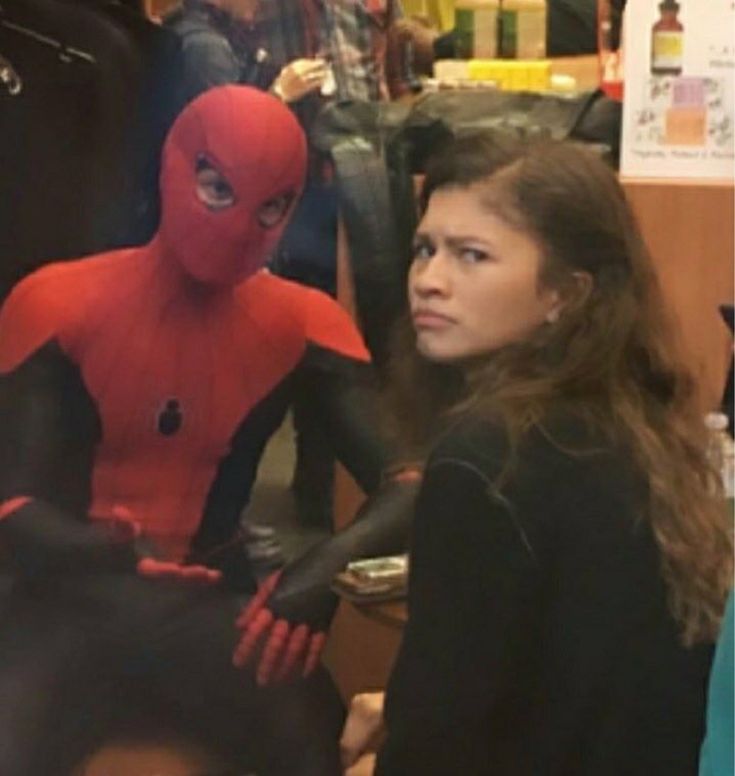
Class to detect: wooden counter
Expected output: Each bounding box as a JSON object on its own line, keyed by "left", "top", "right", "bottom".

{"left": 323, "top": 598, "right": 404, "bottom": 702}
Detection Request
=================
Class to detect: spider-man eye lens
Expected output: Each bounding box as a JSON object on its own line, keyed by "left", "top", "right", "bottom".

{"left": 195, "top": 156, "right": 235, "bottom": 211}
{"left": 257, "top": 192, "right": 294, "bottom": 228}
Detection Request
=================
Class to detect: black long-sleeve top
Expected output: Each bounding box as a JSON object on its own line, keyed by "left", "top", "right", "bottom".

{"left": 377, "top": 413, "right": 713, "bottom": 775}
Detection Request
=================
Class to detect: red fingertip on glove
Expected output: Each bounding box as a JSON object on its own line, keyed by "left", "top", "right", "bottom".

{"left": 235, "top": 570, "right": 282, "bottom": 628}
{"left": 232, "top": 608, "right": 274, "bottom": 668}
{"left": 88, "top": 505, "right": 142, "bottom": 542}
{"left": 0, "top": 496, "right": 31, "bottom": 521}
{"left": 232, "top": 570, "right": 329, "bottom": 683}
{"left": 179, "top": 563, "right": 222, "bottom": 583}
{"left": 109, "top": 504, "right": 143, "bottom": 539}
{"left": 274, "top": 623, "right": 309, "bottom": 682}
{"left": 256, "top": 618, "right": 290, "bottom": 686}
{"left": 303, "top": 632, "right": 327, "bottom": 677}
{"left": 136, "top": 558, "right": 222, "bottom": 584}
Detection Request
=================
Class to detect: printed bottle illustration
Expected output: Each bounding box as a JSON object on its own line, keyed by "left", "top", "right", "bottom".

{"left": 651, "top": 0, "right": 683, "bottom": 76}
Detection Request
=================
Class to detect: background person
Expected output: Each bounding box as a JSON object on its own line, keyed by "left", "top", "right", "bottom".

{"left": 699, "top": 590, "right": 734, "bottom": 776}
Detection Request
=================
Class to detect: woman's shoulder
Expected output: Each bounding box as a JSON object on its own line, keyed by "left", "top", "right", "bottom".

{"left": 425, "top": 408, "right": 647, "bottom": 554}
{"left": 427, "top": 407, "right": 629, "bottom": 485}
{"left": 427, "top": 415, "right": 508, "bottom": 478}
{"left": 429, "top": 406, "right": 611, "bottom": 459}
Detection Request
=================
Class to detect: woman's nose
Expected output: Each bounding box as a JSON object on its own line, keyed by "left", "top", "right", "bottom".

{"left": 412, "top": 254, "right": 451, "bottom": 296}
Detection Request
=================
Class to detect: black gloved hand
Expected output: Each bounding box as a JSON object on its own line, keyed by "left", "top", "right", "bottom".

{"left": 232, "top": 477, "right": 419, "bottom": 685}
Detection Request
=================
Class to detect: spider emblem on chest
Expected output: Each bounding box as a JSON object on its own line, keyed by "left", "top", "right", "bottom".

{"left": 157, "top": 398, "right": 183, "bottom": 436}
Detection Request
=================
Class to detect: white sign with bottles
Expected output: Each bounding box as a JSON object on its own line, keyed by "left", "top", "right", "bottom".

{"left": 620, "top": 0, "right": 734, "bottom": 180}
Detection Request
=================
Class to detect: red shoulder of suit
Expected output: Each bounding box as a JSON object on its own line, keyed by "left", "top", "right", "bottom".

{"left": 236, "top": 272, "right": 370, "bottom": 364}
{"left": 0, "top": 260, "right": 371, "bottom": 377}
{"left": 0, "top": 250, "right": 133, "bottom": 374}
{"left": 0, "top": 262, "right": 79, "bottom": 374}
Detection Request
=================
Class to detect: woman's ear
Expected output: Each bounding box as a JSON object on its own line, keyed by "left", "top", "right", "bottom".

{"left": 545, "top": 271, "right": 593, "bottom": 323}
{"left": 570, "top": 271, "right": 593, "bottom": 305}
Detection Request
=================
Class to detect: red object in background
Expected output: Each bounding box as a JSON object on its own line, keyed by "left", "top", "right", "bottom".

{"left": 601, "top": 74, "right": 623, "bottom": 101}
{"left": 598, "top": 0, "right": 623, "bottom": 101}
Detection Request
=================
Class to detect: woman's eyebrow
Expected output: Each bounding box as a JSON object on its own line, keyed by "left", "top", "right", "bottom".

{"left": 443, "top": 234, "right": 492, "bottom": 250}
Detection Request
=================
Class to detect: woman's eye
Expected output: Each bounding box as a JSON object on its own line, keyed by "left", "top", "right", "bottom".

{"left": 458, "top": 247, "right": 488, "bottom": 263}
{"left": 195, "top": 160, "right": 235, "bottom": 210}
{"left": 411, "top": 242, "right": 434, "bottom": 260}
{"left": 257, "top": 193, "right": 294, "bottom": 228}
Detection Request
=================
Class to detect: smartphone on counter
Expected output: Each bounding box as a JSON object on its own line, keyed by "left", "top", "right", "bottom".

{"left": 333, "top": 554, "right": 409, "bottom": 602}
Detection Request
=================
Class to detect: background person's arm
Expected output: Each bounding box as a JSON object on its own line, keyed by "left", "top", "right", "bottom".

{"left": 177, "top": 29, "right": 242, "bottom": 101}
{"left": 341, "top": 691, "right": 386, "bottom": 770}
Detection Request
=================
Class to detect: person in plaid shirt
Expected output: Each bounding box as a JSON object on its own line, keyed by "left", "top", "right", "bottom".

{"left": 164, "top": 0, "right": 412, "bottom": 104}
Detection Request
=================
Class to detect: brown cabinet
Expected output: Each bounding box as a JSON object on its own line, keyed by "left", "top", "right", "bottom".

{"left": 622, "top": 179, "right": 734, "bottom": 412}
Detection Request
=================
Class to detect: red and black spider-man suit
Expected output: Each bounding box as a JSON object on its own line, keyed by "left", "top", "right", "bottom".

{"left": 0, "top": 85, "right": 415, "bottom": 776}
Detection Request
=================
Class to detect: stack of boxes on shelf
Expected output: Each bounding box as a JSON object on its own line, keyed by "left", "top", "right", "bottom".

{"left": 429, "top": 0, "right": 563, "bottom": 92}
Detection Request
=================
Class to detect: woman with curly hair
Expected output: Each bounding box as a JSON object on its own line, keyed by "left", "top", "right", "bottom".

{"left": 342, "top": 135, "right": 733, "bottom": 775}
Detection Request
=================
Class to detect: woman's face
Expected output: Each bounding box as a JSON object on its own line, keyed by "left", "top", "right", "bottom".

{"left": 408, "top": 185, "right": 560, "bottom": 364}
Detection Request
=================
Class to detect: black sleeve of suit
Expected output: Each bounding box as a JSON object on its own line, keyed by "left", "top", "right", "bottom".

{"left": 262, "top": 345, "right": 415, "bottom": 628}
{"left": 0, "top": 343, "right": 138, "bottom": 577}
{"left": 295, "top": 345, "right": 390, "bottom": 495}
{"left": 264, "top": 478, "right": 417, "bottom": 627}
{"left": 0, "top": 342, "right": 98, "bottom": 509}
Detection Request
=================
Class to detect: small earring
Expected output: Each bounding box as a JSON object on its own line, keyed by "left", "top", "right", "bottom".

{"left": 546, "top": 308, "right": 560, "bottom": 324}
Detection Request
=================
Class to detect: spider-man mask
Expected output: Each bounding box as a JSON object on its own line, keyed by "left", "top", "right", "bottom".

{"left": 157, "top": 85, "right": 307, "bottom": 286}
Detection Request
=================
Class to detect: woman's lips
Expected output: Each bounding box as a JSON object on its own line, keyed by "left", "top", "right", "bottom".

{"left": 411, "top": 309, "right": 455, "bottom": 329}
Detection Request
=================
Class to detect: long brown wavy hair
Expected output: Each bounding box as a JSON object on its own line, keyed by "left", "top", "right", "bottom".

{"left": 386, "top": 134, "right": 732, "bottom": 645}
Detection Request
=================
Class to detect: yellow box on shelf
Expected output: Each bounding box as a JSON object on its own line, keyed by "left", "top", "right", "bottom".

{"left": 467, "top": 58, "right": 551, "bottom": 91}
